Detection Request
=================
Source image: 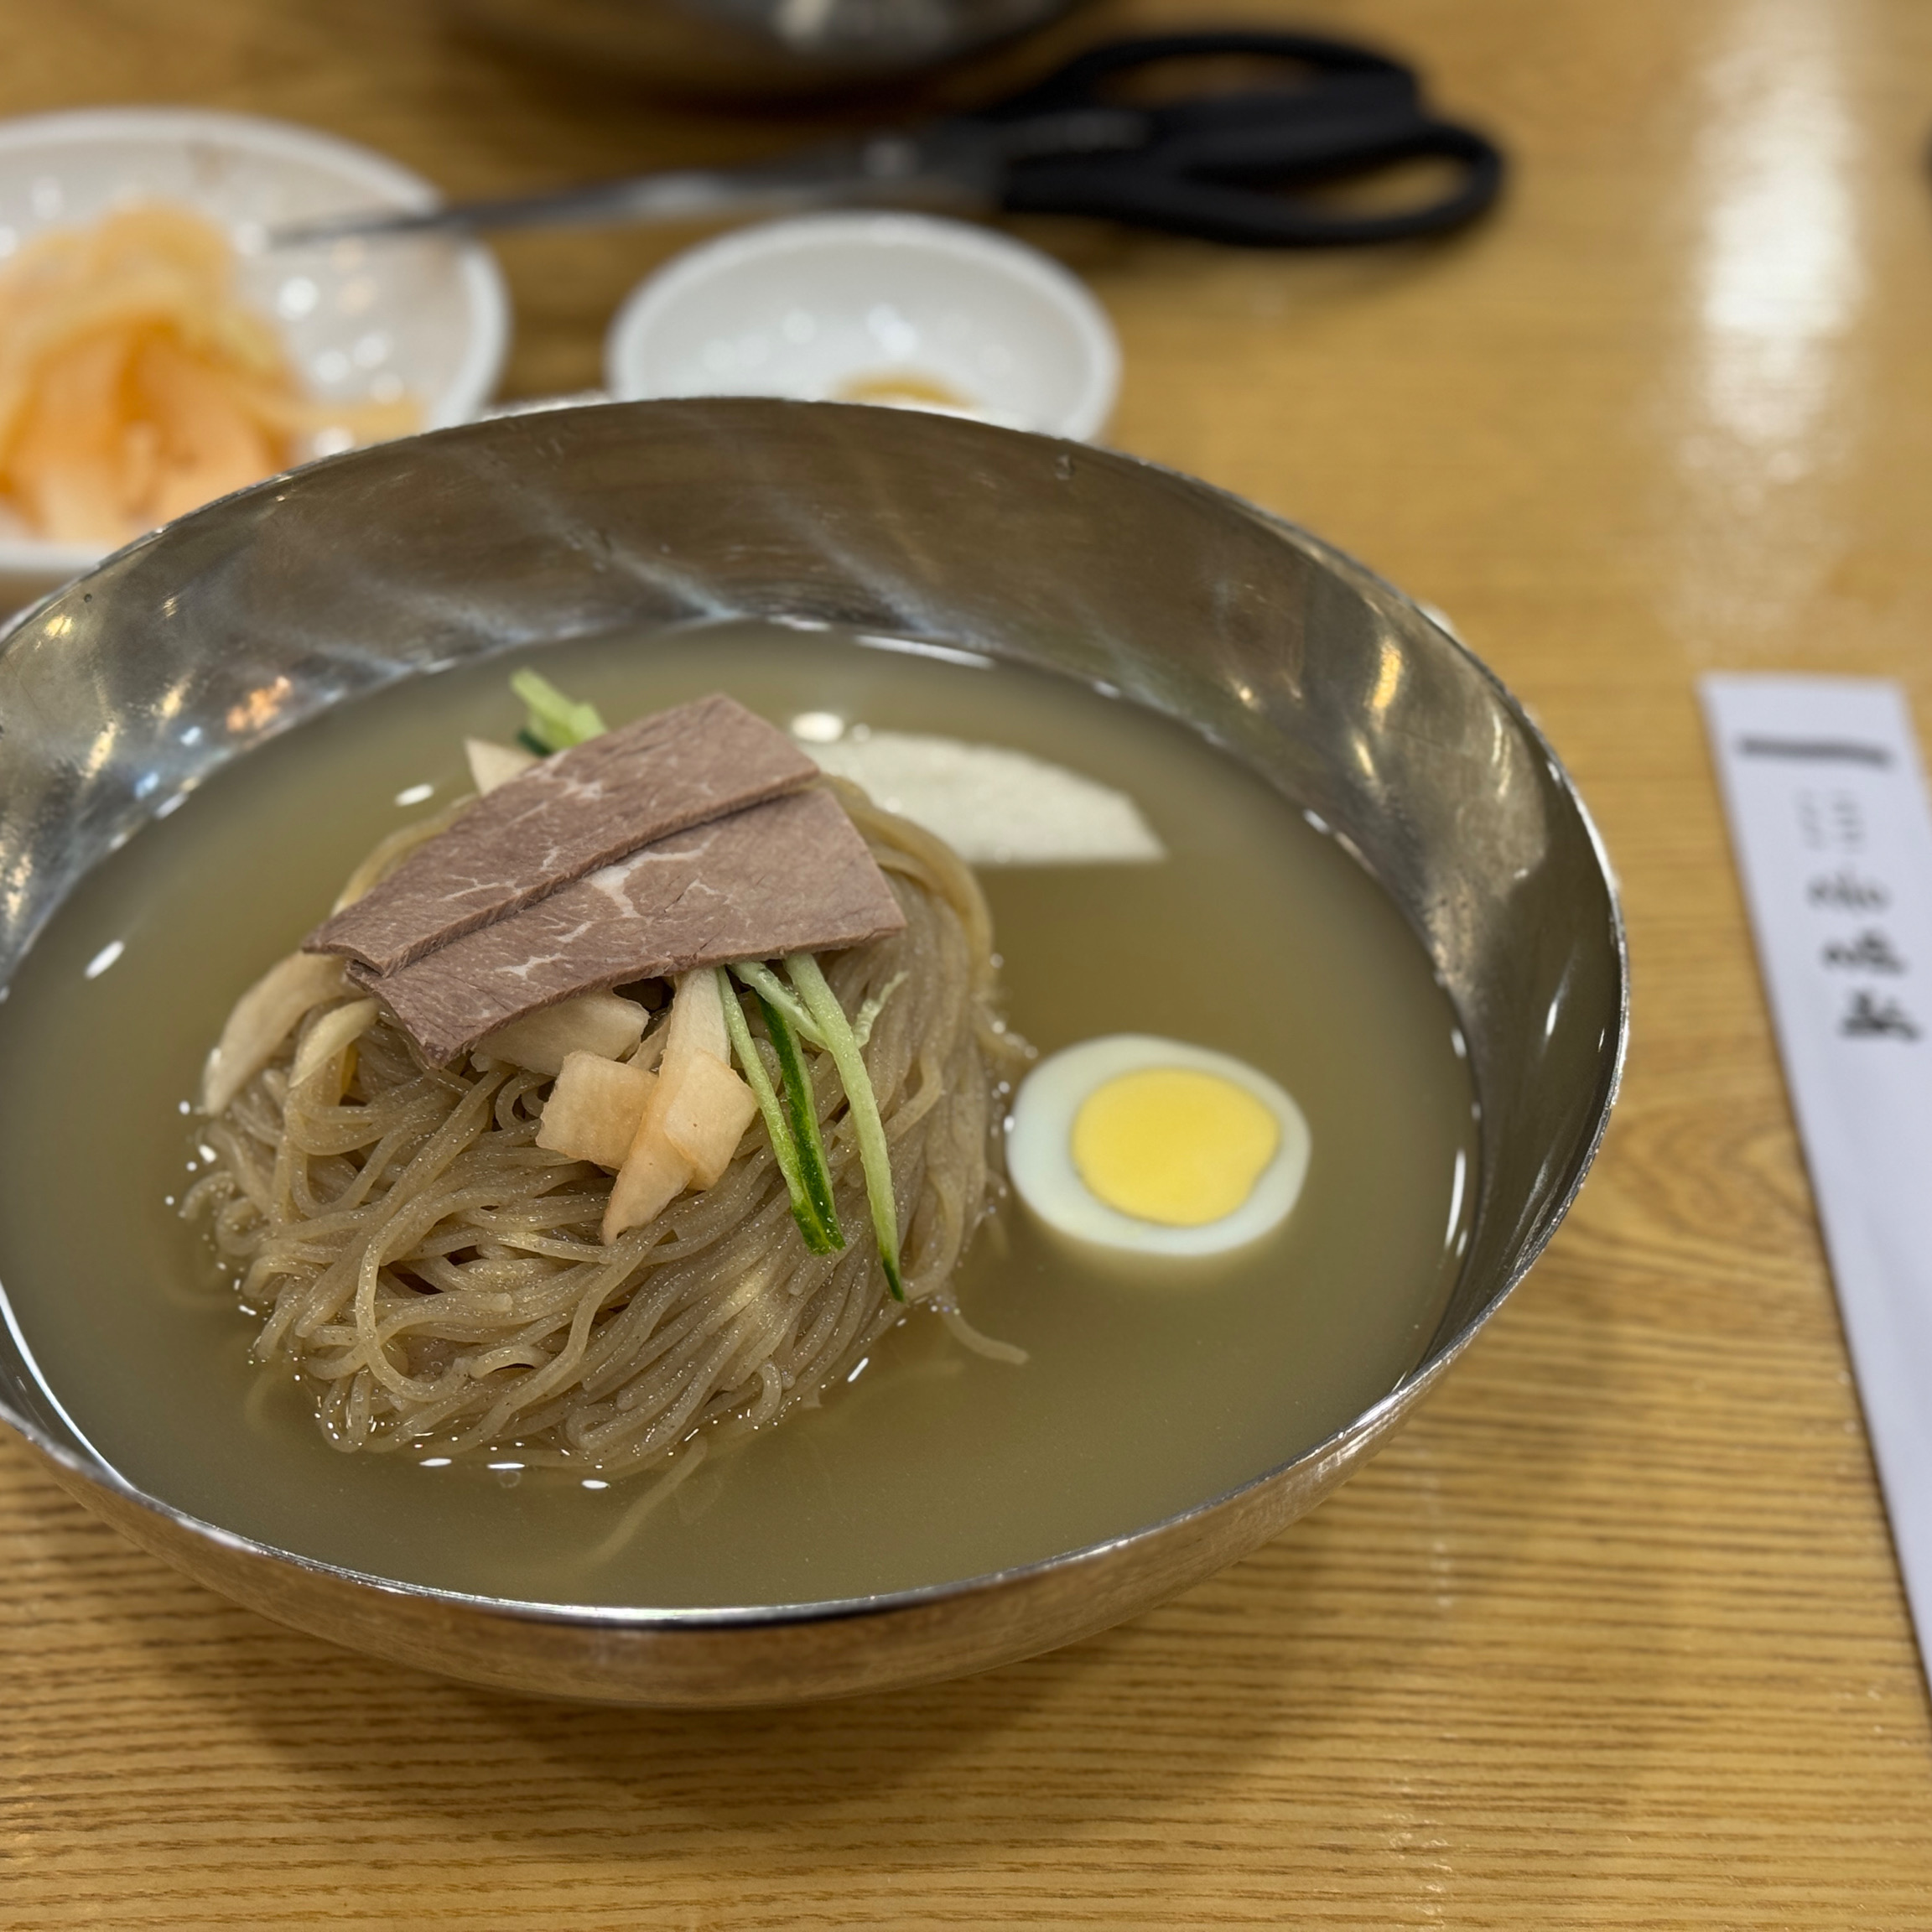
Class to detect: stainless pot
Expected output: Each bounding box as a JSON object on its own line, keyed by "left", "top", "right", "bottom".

{"left": 449, "top": 0, "right": 1086, "bottom": 97}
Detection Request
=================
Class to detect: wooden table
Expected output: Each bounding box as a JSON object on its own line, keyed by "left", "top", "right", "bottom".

{"left": 3, "top": 1, "right": 1929, "bottom": 1924}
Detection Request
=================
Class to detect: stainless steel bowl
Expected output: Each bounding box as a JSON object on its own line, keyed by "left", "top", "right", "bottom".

{"left": 0, "top": 399, "right": 1627, "bottom": 1705}
{"left": 449, "top": 0, "right": 1085, "bottom": 96}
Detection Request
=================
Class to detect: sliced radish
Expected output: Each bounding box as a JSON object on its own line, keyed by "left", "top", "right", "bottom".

{"left": 201, "top": 951, "right": 348, "bottom": 1114}
{"left": 601, "top": 1133, "right": 692, "bottom": 1244}
{"left": 660, "top": 1049, "right": 759, "bottom": 1187}
{"left": 475, "top": 989, "right": 647, "bottom": 1074}
{"left": 290, "top": 996, "right": 378, "bottom": 1093}
{"left": 539, "top": 1052, "right": 657, "bottom": 1170}
{"left": 601, "top": 970, "right": 744, "bottom": 1241}
{"left": 465, "top": 736, "right": 540, "bottom": 796}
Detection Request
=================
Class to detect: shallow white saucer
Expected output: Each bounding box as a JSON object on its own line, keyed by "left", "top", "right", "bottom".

{"left": 604, "top": 211, "right": 1118, "bottom": 441}
{"left": 0, "top": 106, "right": 510, "bottom": 615}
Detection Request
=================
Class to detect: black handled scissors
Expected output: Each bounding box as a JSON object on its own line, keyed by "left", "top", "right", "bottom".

{"left": 270, "top": 31, "right": 1504, "bottom": 251}
{"left": 979, "top": 31, "right": 1504, "bottom": 246}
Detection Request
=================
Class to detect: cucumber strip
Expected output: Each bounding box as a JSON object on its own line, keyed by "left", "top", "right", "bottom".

{"left": 787, "top": 953, "right": 904, "bottom": 1301}
{"left": 714, "top": 969, "right": 840, "bottom": 1255}
{"left": 510, "top": 667, "right": 606, "bottom": 751}
{"left": 730, "top": 960, "right": 825, "bottom": 1047}
{"left": 755, "top": 990, "right": 844, "bottom": 1248}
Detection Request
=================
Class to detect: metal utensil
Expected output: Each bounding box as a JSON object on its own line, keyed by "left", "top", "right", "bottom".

{"left": 0, "top": 399, "right": 1623, "bottom": 1706}
{"left": 272, "top": 32, "right": 1505, "bottom": 250}
{"left": 448, "top": 0, "right": 1084, "bottom": 99}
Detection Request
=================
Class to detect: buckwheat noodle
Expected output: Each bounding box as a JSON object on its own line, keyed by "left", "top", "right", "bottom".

{"left": 187, "top": 781, "right": 1026, "bottom": 1480}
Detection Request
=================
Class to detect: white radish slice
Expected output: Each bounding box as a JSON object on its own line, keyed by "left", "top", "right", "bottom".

{"left": 474, "top": 989, "right": 647, "bottom": 1074}
{"left": 291, "top": 997, "right": 379, "bottom": 1093}
{"left": 465, "top": 737, "right": 540, "bottom": 795}
{"left": 601, "top": 1134, "right": 692, "bottom": 1244}
{"left": 660, "top": 1049, "right": 759, "bottom": 1187}
{"left": 201, "top": 951, "right": 348, "bottom": 1114}
{"left": 539, "top": 1052, "right": 657, "bottom": 1170}
{"left": 600, "top": 970, "right": 733, "bottom": 1241}
{"left": 655, "top": 966, "right": 728, "bottom": 1088}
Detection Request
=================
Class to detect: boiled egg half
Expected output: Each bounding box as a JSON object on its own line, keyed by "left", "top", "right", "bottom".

{"left": 1007, "top": 1034, "right": 1311, "bottom": 1259}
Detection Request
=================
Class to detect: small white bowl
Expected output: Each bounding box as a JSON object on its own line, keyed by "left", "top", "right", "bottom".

{"left": 0, "top": 107, "right": 511, "bottom": 613}
{"left": 604, "top": 212, "right": 1118, "bottom": 441}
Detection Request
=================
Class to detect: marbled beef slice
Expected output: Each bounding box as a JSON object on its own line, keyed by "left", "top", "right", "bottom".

{"left": 356, "top": 787, "right": 908, "bottom": 1063}
{"left": 307, "top": 693, "right": 817, "bottom": 973}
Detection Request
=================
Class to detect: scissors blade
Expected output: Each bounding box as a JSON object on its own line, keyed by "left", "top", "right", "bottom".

{"left": 265, "top": 134, "right": 995, "bottom": 247}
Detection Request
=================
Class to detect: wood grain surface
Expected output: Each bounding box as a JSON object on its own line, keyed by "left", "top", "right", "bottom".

{"left": 3, "top": 0, "right": 1930, "bottom": 1924}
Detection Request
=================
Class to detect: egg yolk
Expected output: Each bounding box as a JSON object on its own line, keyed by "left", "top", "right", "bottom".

{"left": 1070, "top": 1067, "right": 1281, "bottom": 1228}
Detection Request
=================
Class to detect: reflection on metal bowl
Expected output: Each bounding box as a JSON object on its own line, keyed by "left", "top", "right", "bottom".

{"left": 0, "top": 399, "right": 1626, "bottom": 1706}
{"left": 449, "top": 0, "right": 1085, "bottom": 96}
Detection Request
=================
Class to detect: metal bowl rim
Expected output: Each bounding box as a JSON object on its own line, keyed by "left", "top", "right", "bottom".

{"left": 2, "top": 1306, "right": 1476, "bottom": 1633}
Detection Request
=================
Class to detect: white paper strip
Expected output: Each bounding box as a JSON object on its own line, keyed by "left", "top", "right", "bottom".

{"left": 1701, "top": 674, "right": 1932, "bottom": 1669}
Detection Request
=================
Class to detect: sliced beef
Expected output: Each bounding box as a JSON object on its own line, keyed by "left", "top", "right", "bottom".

{"left": 355, "top": 788, "right": 907, "bottom": 1063}
{"left": 308, "top": 693, "right": 817, "bottom": 973}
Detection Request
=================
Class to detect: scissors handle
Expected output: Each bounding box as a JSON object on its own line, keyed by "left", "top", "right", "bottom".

{"left": 979, "top": 32, "right": 1504, "bottom": 247}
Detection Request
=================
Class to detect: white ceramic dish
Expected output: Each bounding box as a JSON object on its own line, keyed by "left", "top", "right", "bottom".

{"left": 0, "top": 107, "right": 510, "bottom": 614}
{"left": 604, "top": 212, "right": 1119, "bottom": 441}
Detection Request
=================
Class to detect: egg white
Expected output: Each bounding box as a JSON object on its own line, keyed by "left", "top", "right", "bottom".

{"left": 1005, "top": 1033, "right": 1311, "bottom": 1259}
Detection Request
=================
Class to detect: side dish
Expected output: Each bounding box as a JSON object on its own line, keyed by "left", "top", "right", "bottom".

{"left": 0, "top": 204, "right": 415, "bottom": 543}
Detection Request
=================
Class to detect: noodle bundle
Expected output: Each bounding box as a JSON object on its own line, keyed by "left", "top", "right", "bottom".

{"left": 187, "top": 784, "right": 1025, "bottom": 1478}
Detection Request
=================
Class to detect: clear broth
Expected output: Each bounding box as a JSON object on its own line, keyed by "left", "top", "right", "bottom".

{"left": 0, "top": 622, "right": 1476, "bottom": 1608}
